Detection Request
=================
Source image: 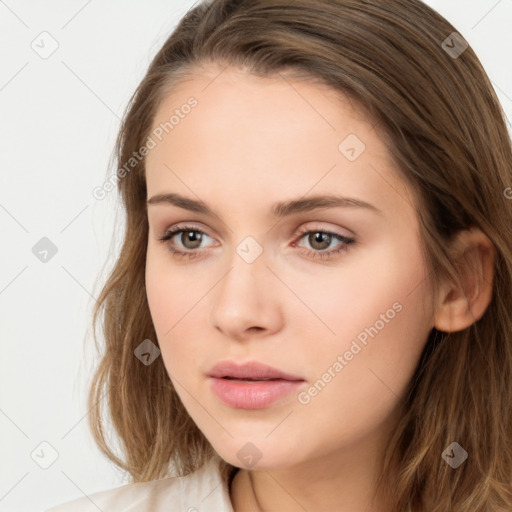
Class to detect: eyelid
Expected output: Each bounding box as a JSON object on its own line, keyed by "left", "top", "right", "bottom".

{"left": 296, "top": 221, "right": 354, "bottom": 238}
{"left": 161, "top": 223, "right": 217, "bottom": 242}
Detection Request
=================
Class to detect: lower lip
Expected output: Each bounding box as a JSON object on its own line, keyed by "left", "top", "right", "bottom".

{"left": 209, "top": 377, "right": 304, "bottom": 409}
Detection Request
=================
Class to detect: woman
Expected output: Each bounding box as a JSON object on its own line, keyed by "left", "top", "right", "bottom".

{"left": 46, "top": 0, "right": 512, "bottom": 510}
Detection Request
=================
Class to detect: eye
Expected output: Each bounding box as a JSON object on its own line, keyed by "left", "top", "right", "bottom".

{"left": 157, "top": 224, "right": 355, "bottom": 261}
{"left": 157, "top": 224, "right": 215, "bottom": 260}
{"left": 292, "top": 226, "right": 355, "bottom": 260}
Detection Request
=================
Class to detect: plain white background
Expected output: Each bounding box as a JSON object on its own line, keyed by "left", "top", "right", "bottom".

{"left": 0, "top": 1, "right": 511, "bottom": 511}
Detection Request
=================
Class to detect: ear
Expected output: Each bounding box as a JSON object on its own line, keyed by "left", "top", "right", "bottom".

{"left": 433, "top": 227, "right": 496, "bottom": 333}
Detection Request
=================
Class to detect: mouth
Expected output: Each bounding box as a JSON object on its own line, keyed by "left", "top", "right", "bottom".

{"left": 220, "top": 376, "right": 289, "bottom": 381}
{"left": 207, "top": 360, "right": 305, "bottom": 382}
{"left": 208, "top": 376, "right": 305, "bottom": 410}
{"left": 207, "top": 360, "right": 305, "bottom": 409}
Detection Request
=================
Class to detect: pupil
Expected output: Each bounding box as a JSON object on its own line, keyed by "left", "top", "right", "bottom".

{"left": 311, "top": 232, "right": 329, "bottom": 249}
{"left": 184, "top": 231, "right": 201, "bottom": 248}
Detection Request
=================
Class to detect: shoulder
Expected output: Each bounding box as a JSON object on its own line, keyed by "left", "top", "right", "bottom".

{"left": 44, "top": 458, "right": 234, "bottom": 512}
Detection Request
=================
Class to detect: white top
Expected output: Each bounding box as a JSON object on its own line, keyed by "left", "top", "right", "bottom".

{"left": 44, "top": 458, "right": 235, "bottom": 512}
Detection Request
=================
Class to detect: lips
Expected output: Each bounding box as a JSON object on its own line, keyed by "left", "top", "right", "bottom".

{"left": 207, "top": 360, "right": 304, "bottom": 382}
{"left": 207, "top": 360, "right": 305, "bottom": 409}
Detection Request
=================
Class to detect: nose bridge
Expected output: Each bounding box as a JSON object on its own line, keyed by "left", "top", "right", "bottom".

{"left": 209, "top": 233, "right": 283, "bottom": 337}
{"left": 218, "top": 234, "right": 269, "bottom": 305}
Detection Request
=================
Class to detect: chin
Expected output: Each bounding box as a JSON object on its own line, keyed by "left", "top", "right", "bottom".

{"left": 211, "top": 435, "right": 303, "bottom": 471}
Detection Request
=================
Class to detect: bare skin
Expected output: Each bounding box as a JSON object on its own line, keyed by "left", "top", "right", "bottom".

{"left": 144, "top": 64, "right": 495, "bottom": 512}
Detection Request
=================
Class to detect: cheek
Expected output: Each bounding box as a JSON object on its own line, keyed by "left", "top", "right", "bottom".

{"left": 145, "top": 245, "right": 202, "bottom": 328}
{"left": 287, "top": 268, "right": 432, "bottom": 461}
{"left": 294, "top": 238, "right": 433, "bottom": 417}
{"left": 145, "top": 249, "right": 211, "bottom": 374}
{"left": 299, "top": 236, "right": 430, "bottom": 348}
{"left": 146, "top": 252, "right": 173, "bottom": 331}
{"left": 300, "top": 237, "right": 432, "bottom": 403}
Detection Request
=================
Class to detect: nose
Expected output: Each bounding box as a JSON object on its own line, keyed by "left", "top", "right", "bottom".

{"left": 209, "top": 248, "right": 284, "bottom": 342}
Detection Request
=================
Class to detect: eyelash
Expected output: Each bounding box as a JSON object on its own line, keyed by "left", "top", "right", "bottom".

{"left": 157, "top": 224, "right": 355, "bottom": 262}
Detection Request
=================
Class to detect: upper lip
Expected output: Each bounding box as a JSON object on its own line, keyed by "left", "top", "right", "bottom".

{"left": 208, "top": 360, "right": 304, "bottom": 381}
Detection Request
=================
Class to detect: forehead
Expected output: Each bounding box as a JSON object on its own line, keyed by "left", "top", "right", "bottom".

{"left": 150, "top": 65, "right": 374, "bottom": 142}
{"left": 144, "top": 65, "right": 417, "bottom": 219}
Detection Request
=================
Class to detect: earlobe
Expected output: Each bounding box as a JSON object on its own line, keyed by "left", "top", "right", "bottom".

{"left": 433, "top": 227, "right": 496, "bottom": 333}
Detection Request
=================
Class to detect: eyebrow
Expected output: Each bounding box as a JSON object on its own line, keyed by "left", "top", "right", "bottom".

{"left": 147, "top": 192, "right": 382, "bottom": 218}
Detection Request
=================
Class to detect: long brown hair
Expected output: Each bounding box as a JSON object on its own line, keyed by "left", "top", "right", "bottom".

{"left": 88, "top": 0, "right": 512, "bottom": 509}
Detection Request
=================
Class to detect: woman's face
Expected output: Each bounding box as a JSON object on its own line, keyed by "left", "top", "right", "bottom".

{"left": 145, "top": 64, "right": 436, "bottom": 471}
